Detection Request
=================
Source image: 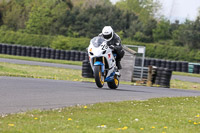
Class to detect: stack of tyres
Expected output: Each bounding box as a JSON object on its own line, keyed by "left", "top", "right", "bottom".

{"left": 182, "top": 62, "right": 188, "bottom": 73}
{"left": 21, "top": 46, "right": 26, "bottom": 56}
{"left": 50, "top": 49, "right": 55, "bottom": 59}
{"left": 161, "top": 60, "right": 166, "bottom": 68}
{"left": 31, "top": 47, "right": 36, "bottom": 57}
{"left": 80, "top": 52, "right": 86, "bottom": 61}
{"left": 11, "top": 45, "right": 17, "bottom": 55}
{"left": 155, "top": 67, "right": 172, "bottom": 88}
{"left": 170, "top": 61, "right": 176, "bottom": 71}
{"left": 135, "top": 57, "right": 142, "bottom": 66}
{"left": 70, "top": 51, "right": 75, "bottom": 61}
{"left": 16, "top": 45, "right": 22, "bottom": 56}
{"left": 1, "top": 44, "right": 7, "bottom": 54}
{"left": 45, "top": 48, "right": 51, "bottom": 59}
{"left": 145, "top": 58, "right": 151, "bottom": 67}
{"left": 0, "top": 44, "right": 2, "bottom": 54}
{"left": 26, "top": 46, "right": 31, "bottom": 57}
{"left": 60, "top": 50, "right": 65, "bottom": 60}
{"left": 176, "top": 61, "right": 182, "bottom": 72}
{"left": 6, "top": 45, "right": 12, "bottom": 55}
{"left": 193, "top": 65, "right": 200, "bottom": 74}
{"left": 155, "top": 59, "right": 161, "bottom": 67}
{"left": 82, "top": 60, "right": 93, "bottom": 78}
{"left": 85, "top": 53, "right": 89, "bottom": 61}
{"left": 75, "top": 51, "right": 80, "bottom": 61}
{"left": 65, "top": 51, "right": 70, "bottom": 60}
{"left": 41, "top": 48, "right": 46, "bottom": 58}
{"left": 35, "top": 47, "right": 41, "bottom": 58}
{"left": 166, "top": 60, "right": 171, "bottom": 70}
{"left": 55, "top": 50, "right": 61, "bottom": 59}
{"left": 150, "top": 58, "right": 156, "bottom": 66}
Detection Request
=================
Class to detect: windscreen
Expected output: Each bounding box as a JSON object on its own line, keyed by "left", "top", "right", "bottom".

{"left": 90, "top": 36, "right": 105, "bottom": 47}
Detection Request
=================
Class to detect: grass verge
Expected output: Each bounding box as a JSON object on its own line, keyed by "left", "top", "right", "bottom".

{"left": 0, "top": 62, "right": 200, "bottom": 90}
{"left": 0, "top": 54, "right": 82, "bottom": 66}
{"left": 173, "top": 71, "right": 200, "bottom": 78}
{"left": 1, "top": 97, "right": 200, "bottom": 133}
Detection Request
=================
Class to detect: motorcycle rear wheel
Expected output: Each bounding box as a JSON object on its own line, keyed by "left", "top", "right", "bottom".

{"left": 94, "top": 65, "right": 104, "bottom": 88}
{"left": 107, "top": 75, "right": 119, "bottom": 89}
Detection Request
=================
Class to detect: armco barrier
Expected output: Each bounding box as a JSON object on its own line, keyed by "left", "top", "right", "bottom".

{"left": 0, "top": 43, "right": 88, "bottom": 61}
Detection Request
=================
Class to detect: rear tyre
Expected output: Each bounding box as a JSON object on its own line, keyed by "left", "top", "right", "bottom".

{"left": 94, "top": 66, "right": 104, "bottom": 88}
{"left": 107, "top": 75, "right": 119, "bottom": 89}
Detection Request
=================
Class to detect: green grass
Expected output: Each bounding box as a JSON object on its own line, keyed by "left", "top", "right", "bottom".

{"left": 1, "top": 62, "right": 200, "bottom": 90}
{"left": 173, "top": 71, "right": 200, "bottom": 78}
{"left": 171, "top": 79, "right": 200, "bottom": 90}
{"left": 1, "top": 96, "right": 200, "bottom": 132}
{"left": 0, "top": 54, "right": 82, "bottom": 66}
{"left": 0, "top": 62, "right": 93, "bottom": 82}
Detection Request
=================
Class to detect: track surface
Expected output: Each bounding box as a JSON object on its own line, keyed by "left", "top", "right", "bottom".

{"left": 1, "top": 76, "right": 200, "bottom": 114}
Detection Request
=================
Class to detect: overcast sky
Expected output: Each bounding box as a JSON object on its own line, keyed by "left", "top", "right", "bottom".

{"left": 110, "top": 0, "right": 200, "bottom": 22}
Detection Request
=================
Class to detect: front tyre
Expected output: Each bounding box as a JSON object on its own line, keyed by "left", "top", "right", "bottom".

{"left": 107, "top": 75, "right": 119, "bottom": 89}
{"left": 94, "top": 66, "right": 104, "bottom": 88}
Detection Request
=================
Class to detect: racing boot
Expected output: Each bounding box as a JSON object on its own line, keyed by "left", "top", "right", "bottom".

{"left": 116, "top": 61, "right": 122, "bottom": 70}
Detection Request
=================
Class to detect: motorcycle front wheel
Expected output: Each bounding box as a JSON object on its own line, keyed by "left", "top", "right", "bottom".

{"left": 107, "top": 75, "right": 119, "bottom": 89}
{"left": 94, "top": 65, "right": 104, "bottom": 88}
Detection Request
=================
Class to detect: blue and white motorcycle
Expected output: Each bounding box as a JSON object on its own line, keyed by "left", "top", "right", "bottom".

{"left": 88, "top": 36, "right": 120, "bottom": 89}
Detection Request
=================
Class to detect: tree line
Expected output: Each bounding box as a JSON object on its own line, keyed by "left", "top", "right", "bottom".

{"left": 0, "top": 0, "right": 199, "bottom": 50}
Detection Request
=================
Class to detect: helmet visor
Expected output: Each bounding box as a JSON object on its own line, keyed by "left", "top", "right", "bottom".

{"left": 103, "top": 33, "right": 112, "bottom": 40}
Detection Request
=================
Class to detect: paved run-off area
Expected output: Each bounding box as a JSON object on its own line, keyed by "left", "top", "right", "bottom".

{"left": 1, "top": 77, "right": 200, "bottom": 114}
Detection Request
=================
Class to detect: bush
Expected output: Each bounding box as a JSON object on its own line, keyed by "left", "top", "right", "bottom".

{"left": 51, "top": 36, "right": 90, "bottom": 51}
{"left": 0, "top": 30, "right": 54, "bottom": 47}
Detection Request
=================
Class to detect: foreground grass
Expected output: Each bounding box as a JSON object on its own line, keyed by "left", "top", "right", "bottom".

{"left": 0, "top": 54, "right": 82, "bottom": 66}
{"left": 173, "top": 71, "right": 200, "bottom": 78}
{"left": 1, "top": 97, "right": 200, "bottom": 133}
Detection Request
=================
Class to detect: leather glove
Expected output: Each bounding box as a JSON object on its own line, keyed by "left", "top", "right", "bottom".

{"left": 109, "top": 45, "right": 115, "bottom": 50}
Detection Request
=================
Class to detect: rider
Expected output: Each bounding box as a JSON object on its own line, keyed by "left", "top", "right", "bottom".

{"left": 99, "top": 26, "right": 124, "bottom": 70}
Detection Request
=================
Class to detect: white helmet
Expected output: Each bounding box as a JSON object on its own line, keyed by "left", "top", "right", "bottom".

{"left": 102, "top": 26, "right": 114, "bottom": 41}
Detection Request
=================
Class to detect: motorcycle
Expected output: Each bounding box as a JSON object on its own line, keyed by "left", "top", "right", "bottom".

{"left": 88, "top": 36, "right": 120, "bottom": 89}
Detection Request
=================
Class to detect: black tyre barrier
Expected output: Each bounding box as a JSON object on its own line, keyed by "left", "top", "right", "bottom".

{"left": 165, "top": 60, "right": 171, "bottom": 69}
{"left": 155, "top": 67, "right": 172, "bottom": 88}
{"left": 26, "top": 46, "right": 31, "bottom": 57}
{"left": 41, "top": 48, "right": 46, "bottom": 58}
{"left": 36, "top": 47, "right": 41, "bottom": 58}
{"left": 0, "top": 44, "right": 2, "bottom": 54}
{"left": 55, "top": 50, "right": 61, "bottom": 59}
{"left": 85, "top": 53, "right": 89, "bottom": 61}
{"left": 70, "top": 51, "right": 75, "bottom": 61}
{"left": 1, "top": 44, "right": 7, "bottom": 54}
{"left": 82, "top": 60, "right": 93, "bottom": 78}
{"left": 31, "top": 47, "right": 36, "bottom": 57}
{"left": 135, "top": 57, "right": 142, "bottom": 66}
{"left": 75, "top": 51, "right": 80, "bottom": 61}
{"left": 21, "top": 46, "right": 26, "bottom": 56}
{"left": 155, "top": 59, "right": 161, "bottom": 67}
{"left": 80, "top": 52, "right": 86, "bottom": 61}
{"left": 64, "top": 51, "right": 70, "bottom": 60}
{"left": 16, "top": 45, "right": 22, "bottom": 56}
{"left": 45, "top": 48, "right": 51, "bottom": 59}
{"left": 176, "top": 61, "right": 182, "bottom": 72}
{"left": 182, "top": 61, "right": 188, "bottom": 73}
{"left": 60, "top": 50, "right": 65, "bottom": 60}
{"left": 50, "top": 49, "right": 55, "bottom": 59}
{"left": 160, "top": 60, "right": 166, "bottom": 68}
{"left": 170, "top": 61, "right": 176, "bottom": 71}
{"left": 150, "top": 59, "right": 156, "bottom": 66}
{"left": 194, "top": 65, "right": 200, "bottom": 74}
{"left": 6, "top": 45, "right": 12, "bottom": 55}
{"left": 145, "top": 58, "right": 151, "bottom": 67}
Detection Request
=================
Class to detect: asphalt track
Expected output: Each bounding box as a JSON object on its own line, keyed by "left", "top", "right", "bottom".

{"left": 1, "top": 76, "right": 200, "bottom": 114}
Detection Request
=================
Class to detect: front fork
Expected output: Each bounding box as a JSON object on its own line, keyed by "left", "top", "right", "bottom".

{"left": 93, "top": 57, "right": 105, "bottom": 76}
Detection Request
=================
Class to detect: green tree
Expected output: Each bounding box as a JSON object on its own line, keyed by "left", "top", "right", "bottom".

{"left": 153, "top": 19, "right": 171, "bottom": 41}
